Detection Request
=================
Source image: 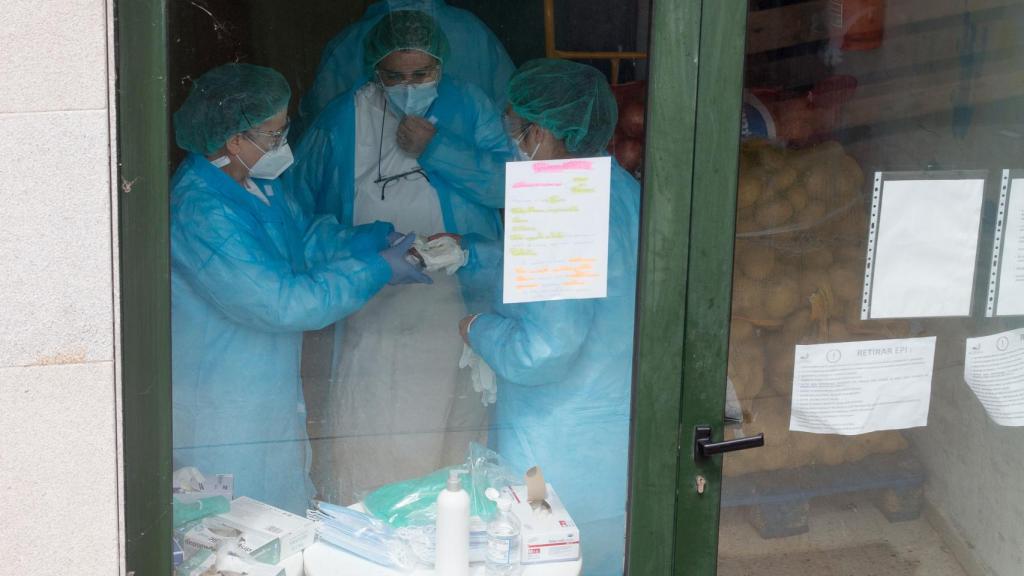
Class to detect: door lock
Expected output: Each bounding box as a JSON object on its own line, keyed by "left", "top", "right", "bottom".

{"left": 693, "top": 425, "right": 764, "bottom": 460}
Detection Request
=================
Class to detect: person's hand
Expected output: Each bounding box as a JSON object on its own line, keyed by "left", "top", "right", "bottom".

{"left": 380, "top": 233, "right": 432, "bottom": 285}
{"left": 397, "top": 116, "right": 437, "bottom": 157}
{"left": 459, "top": 314, "right": 479, "bottom": 344}
{"left": 427, "top": 232, "right": 462, "bottom": 246}
{"left": 387, "top": 230, "right": 405, "bottom": 245}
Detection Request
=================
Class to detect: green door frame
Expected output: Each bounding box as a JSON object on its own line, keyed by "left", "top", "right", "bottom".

{"left": 113, "top": 1, "right": 747, "bottom": 574}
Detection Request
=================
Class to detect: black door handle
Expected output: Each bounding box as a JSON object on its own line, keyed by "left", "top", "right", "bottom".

{"left": 694, "top": 425, "right": 764, "bottom": 459}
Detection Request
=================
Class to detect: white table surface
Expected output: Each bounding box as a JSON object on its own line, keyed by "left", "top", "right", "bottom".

{"left": 302, "top": 542, "right": 582, "bottom": 576}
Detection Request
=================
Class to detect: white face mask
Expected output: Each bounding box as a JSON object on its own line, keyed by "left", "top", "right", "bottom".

{"left": 238, "top": 137, "right": 294, "bottom": 180}
{"left": 513, "top": 129, "right": 541, "bottom": 162}
{"left": 383, "top": 81, "right": 438, "bottom": 117}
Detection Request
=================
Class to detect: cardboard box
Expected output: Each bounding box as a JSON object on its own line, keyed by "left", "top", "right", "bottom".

{"left": 215, "top": 497, "right": 316, "bottom": 562}
{"left": 182, "top": 497, "right": 315, "bottom": 565}
{"left": 507, "top": 484, "right": 580, "bottom": 564}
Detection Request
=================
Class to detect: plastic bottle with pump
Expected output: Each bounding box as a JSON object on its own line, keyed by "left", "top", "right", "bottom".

{"left": 435, "top": 469, "right": 470, "bottom": 576}
{"left": 484, "top": 488, "right": 522, "bottom": 576}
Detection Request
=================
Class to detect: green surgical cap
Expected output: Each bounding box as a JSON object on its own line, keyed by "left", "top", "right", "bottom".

{"left": 174, "top": 63, "right": 291, "bottom": 155}
{"left": 363, "top": 10, "right": 450, "bottom": 78}
{"left": 508, "top": 59, "right": 617, "bottom": 156}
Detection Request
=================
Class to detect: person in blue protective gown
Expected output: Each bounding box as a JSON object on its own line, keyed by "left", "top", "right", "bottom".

{"left": 457, "top": 59, "right": 639, "bottom": 576}
{"left": 299, "top": 0, "right": 515, "bottom": 134}
{"left": 290, "top": 9, "right": 512, "bottom": 504}
{"left": 170, "top": 63, "right": 429, "bottom": 514}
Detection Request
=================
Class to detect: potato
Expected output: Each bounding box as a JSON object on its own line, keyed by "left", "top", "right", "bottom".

{"left": 730, "top": 318, "right": 755, "bottom": 342}
{"left": 737, "top": 171, "right": 764, "bottom": 209}
{"left": 802, "top": 245, "right": 834, "bottom": 270}
{"left": 755, "top": 198, "right": 795, "bottom": 229}
{"left": 834, "top": 247, "right": 866, "bottom": 271}
{"left": 802, "top": 163, "right": 837, "bottom": 200}
{"left": 786, "top": 184, "right": 810, "bottom": 212}
{"left": 766, "top": 165, "right": 799, "bottom": 195}
{"left": 735, "top": 240, "right": 777, "bottom": 280}
{"left": 829, "top": 264, "right": 863, "bottom": 302}
{"left": 732, "top": 275, "right": 765, "bottom": 317}
{"left": 736, "top": 206, "right": 759, "bottom": 234}
{"left": 828, "top": 320, "right": 851, "bottom": 342}
{"left": 840, "top": 153, "right": 865, "bottom": 189}
{"left": 764, "top": 276, "right": 801, "bottom": 319}
{"left": 794, "top": 199, "right": 828, "bottom": 228}
{"left": 799, "top": 268, "right": 832, "bottom": 305}
{"left": 782, "top": 309, "right": 814, "bottom": 343}
{"left": 729, "top": 344, "right": 765, "bottom": 401}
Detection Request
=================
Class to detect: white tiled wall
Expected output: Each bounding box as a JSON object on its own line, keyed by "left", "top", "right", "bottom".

{"left": 0, "top": 1, "right": 120, "bottom": 574}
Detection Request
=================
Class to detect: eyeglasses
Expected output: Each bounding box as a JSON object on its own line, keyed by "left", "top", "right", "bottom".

{"left": 502, "top": 111, "right": 532, "bottom": 142}
{"left": 376, "top": 65, "right": 441, "bottom": 86}
{"left": 246, "top": 117, "right": 290, "bottom": 150}
{"left": 375, "top": 99, "right": 430, "bottom": 200}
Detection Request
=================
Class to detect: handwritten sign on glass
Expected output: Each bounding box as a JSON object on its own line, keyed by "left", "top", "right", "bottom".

{"left": 503, "top": 157, "right": 611, "bottom": 304}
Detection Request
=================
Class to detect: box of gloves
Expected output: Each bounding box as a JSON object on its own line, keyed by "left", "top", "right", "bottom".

{"left": 182, "top": 496, "right": 315, "bottom": 565}
{"left": 507, "top": 484, "right": 580, "bottom": 564}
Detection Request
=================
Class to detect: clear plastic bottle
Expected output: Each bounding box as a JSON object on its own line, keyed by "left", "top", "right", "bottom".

{"left": 485, "top": 495, "right": 522, "bottom": 576}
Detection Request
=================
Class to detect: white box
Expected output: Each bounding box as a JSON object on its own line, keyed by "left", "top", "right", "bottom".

{"left": 215, "top": 497, "right": 316, "bottom": 562}
{"left": 507, "top": 484, "right": 580, "bottom": 564}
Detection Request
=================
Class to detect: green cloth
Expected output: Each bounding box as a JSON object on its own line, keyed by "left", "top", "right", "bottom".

{"left": 508, "top": 58, "right": 618, "bottom": 156}
{"left": 174, "top": 63, "right": 290, "bottom": 155}
{"left": 362, "top": 10, "right": 450, "bottom": 78}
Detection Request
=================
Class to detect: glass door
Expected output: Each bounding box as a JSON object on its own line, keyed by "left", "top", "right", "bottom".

{"left": 698, "top": 1, "right": 1024, "bottom": 575}
{"left": 116, "top": 1, "right": 718, "bottom": 575}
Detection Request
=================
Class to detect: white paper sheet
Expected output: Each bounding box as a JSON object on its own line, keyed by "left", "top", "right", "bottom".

{"left": 790, "top": 337, "right": 936, "bottom": 435}
{"left": 964, "top": 328, "right": 1024, "bottom": 426}
{"left": 502, "top": 157, "right": 611, "bottom": 304}
{"left": 865, "top": 179, "right": 985, "bottom": 319}
{"left": 995, "top": 179, "right": 1024, "bottom": 316}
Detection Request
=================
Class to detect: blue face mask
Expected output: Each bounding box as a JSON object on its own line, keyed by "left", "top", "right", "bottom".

{"left": 383, "top": 81, "right": 438, "bottom": 117}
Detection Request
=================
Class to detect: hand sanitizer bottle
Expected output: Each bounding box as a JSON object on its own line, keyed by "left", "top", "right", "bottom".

{"left": 485, "top": 489, "right": 522, "bottom": 576}
{"left": 435, "top": 469, "right": 470, "bottom": 576}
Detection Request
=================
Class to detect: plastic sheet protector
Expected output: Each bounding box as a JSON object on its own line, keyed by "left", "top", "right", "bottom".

{"left": 790, "top": 337, "right": 937, "bottom": 435}
{"left": 503, "top": 157, "right": 611, "bottom": 304}
{"left": 964, "top": 328, "right": 1024, "bottom": 426}
{"left": 862, "top": 177, "right": 985, "bottom": 319}
{"left": 987, "top": 172, "right": 1024, "bottom": 317}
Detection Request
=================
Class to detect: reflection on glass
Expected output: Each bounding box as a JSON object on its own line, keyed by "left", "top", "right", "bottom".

{"left": 169, "top": 3, "right": 644, "bottom": 575}
{"left": 721, "top": 2, "right": 1024, "bottom": 575}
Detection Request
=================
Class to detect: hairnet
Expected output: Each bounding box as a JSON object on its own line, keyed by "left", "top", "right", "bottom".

{"left": 363, "top": 10, "right": 450, "bottom": 78}
{"left": 174, "top": 63, "right": 291, "bottom": 155}
{"left": 508, "top": 59, "right": 617, "bottom": 156}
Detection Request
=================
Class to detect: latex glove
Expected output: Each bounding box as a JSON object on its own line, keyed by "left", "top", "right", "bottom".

{"left": 387, "top": 230, "right": 405, "bottom": 245}
{"left": 397, "top": 116, "right": 436, "bottom": 157}
{"left": 459, "top": 344, "right": 497, "bottom": 406}
{"left": 412, "top": 235, "right": 468, "bottom": 275}
{"left": 380, "top": 233, "right": 432, "bottom": 285}
{"left": 172, "top": 466, "right": 206, "bottom": 492}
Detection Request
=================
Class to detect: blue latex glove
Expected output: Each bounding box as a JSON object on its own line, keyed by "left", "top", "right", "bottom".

{"left": 380, "top": 233, "right": 432, "bottom": 285}
{"left": 387, "top": 230, "right": 405, "bottom": 245}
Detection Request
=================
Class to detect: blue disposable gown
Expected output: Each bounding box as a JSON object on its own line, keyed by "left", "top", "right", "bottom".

{"left": 171, "top": 153, "right": 393, "bottom": 514}
{"left": 299, "top": 0, "right": 515, "bottom": 132}
{"left": 291, "top": 76, "right": 509, "bottom": 246}
{"left": 464, "top": 160, "right": 640, "bottom": 576}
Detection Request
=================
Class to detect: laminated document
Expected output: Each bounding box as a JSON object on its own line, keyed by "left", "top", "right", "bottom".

{"left": 862, "top": 175, "right": 985, "bottom": 319}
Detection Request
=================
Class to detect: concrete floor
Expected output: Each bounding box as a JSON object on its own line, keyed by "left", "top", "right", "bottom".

{"left": 718, "top": 494, "right": 969, "bottom": 576}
